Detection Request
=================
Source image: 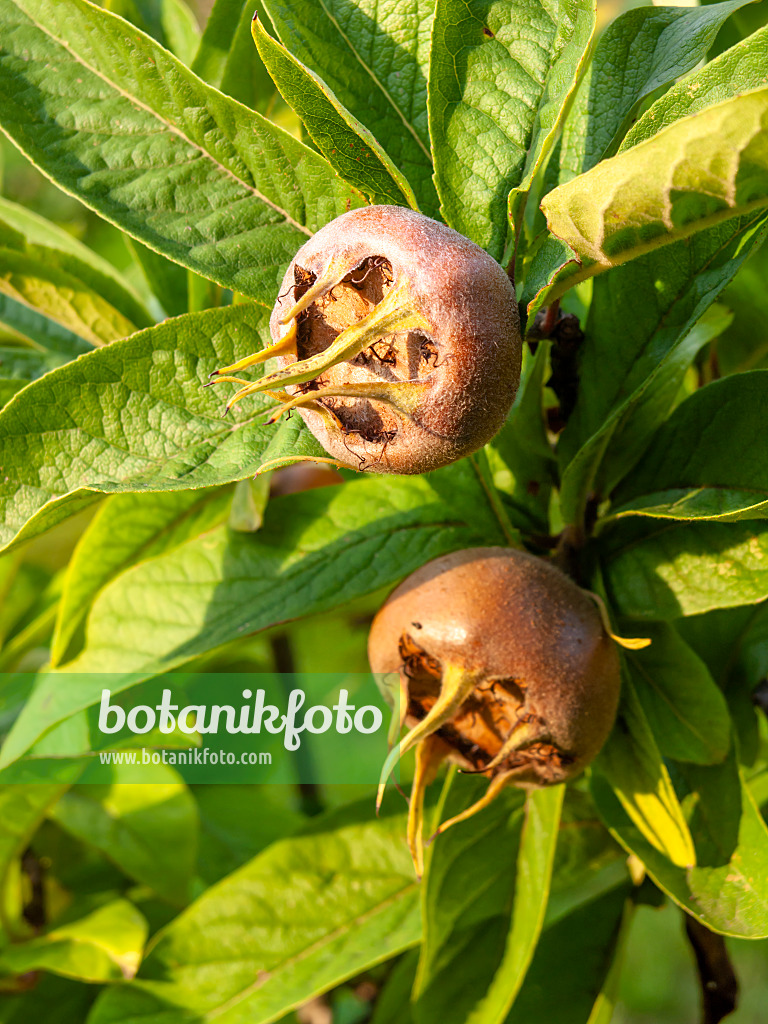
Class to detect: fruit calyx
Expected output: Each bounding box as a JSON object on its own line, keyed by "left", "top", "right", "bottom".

{"left": 368, "top": 546, "right": 622, "bottom": 875}
{"left": 208, "top": 206, "right": 522, "bottom": 474}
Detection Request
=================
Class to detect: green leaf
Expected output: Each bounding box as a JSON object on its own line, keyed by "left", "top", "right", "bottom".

{"left": 0, "top": 196, "right": 152, "bottom": 330}
{"left": 371, "top": 950, "right": 419, "bottom": 1024}
{"left": 0, "top": 0, "right": 362, "bottom": 305}
{"left": 621, "top": 24, "right": 768, "bottom": 152}
{"left": 557, "top": 208, "right": 768, "bottom": 521}
{"left": 465, "top": 786, "right": 563, "bottom": 1024}
{"left": 414, "top": 777, "right": 528, "bottom": 1024}
{"left": 52, "top": 488, "right": 234, "bottom": 666}
{"left": 193, "top": 1, "right": 282, "bottom": 115}
{"left": 624, "top": 622, "right": 731, "bottom": 765}
{"left": 0, "top": 464, "right": 508, "bottom": 765}
{"left": 252, "top": 19, "right": 418, "bottom": 209}
{"left": 0, "top": 493, "right": 104, "bottom": 559}
{"left": 595, "top": 673, "right": 697, "bottom": 869}
{"left": 717, "top": 242, "right": 768, "bottom": 374}
{"left": 559, "top": 304, "right": 731, "bottom": 525}
{"left": 0, "top": 303, "right": 276, "bottom": 555}
{"left": 194, "top": 785, "right": 302, "bottom": 886}
{"left": 0, "top": 785, "right": 69, "bottom": 938}
{"left": 414, "top": 777, "right": 562, "bottom": 1024}
{"left": 505, "top": 885, "right": 631, "bottom": 1024}
{"left": 0, "top": 247, "right": 140, "bottom": 347}
{"left": 0, "top": 974, "right": 97, "bottom": 1024}
{"left": 49, "top": 765, "right": 198, "bottom": 905}
{"left": 256, "top": 413, "right": 328, "bottom": 473}
{"left": 545, "top": 789, "right": 627, "bottom": 927}
{"left": 610, "top": 371, "right": 768, "bottom": 522}
{"left": 263, "top": 0, "right": 438, "bottom": 217}
{"left": 103, "top": 0, "right": 201, "bottom": 64}
{"left": 0, "top": 347, "right": 68, "bottom": 410}
{"left": 125, "top": 239, "right": 189, "bottom": 320}
{"left": 67, "top": 465, "right": 507, "bottom": 676}
{"left": 519, "top": 234, "right": 579, "bottom": 321}
{"left": 542, "top": 88, "right": 768, "bottom": 293}
{"left": 0, "top": 296, "right": 94, "bottom": 359}
{"left": 191, "top": 0, "right": 252, "bottom": 88}
{"left": 429, "top": 0, "right": 595, "bottom": 259}
{"left": 485, "top": 344, "right": 555, "bottom": 534}
{"left": 566, "top": 0, "right": 753, "bottom": 176}
{"left": 676, "top": 604, "right": 767, "bottom": 765}
{"left": 592, "top": 747, "right": 768, "bottom": 937}
{"left": 0, "top": 898, "right": 148, "bottom": 982}
{"left": 677, "top": 603, "right": 768, "bottom": 693}
{"left": 603, "top": 520, "right": 768, "bottom": 620}
{"left": 88, "top": 799, "right": 420, "bottom": 1024}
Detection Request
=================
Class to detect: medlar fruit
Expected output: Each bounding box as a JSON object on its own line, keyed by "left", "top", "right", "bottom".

{"left": 368, "top": 546, "right": 621, "bottom": 874}
{"left": 209, "top": 206, "right": 521, "bottom": 473}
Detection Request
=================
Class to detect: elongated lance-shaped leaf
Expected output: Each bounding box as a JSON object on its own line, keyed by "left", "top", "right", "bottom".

{"left": 0, "top": 0, "right": 363, "bottom": 306}
{"left": 0, "top": 464, "right": 509, "bottom": 767}
{"left": 429, "top": 0, "right": 595, "bottom": 260}
{"left": 529, "top": 26, "right": 768, "bottom": 320}
{"left": 621, "top": 24, "right": 768, "bottom": 152}
{"left": 253, "top": 18, "right": 419, "bottom": 209}
{"left": 87, "top": 800, "right": 420, "bottom": 1024}
{"left": 51, "top": 487, "right": 234, "bottom": 666}
{"left": 542, "top": 88, "right": 768, "bottom": 284}
{"left": 263, "top": 0, "right": 438, "bottom": 217}
{"left": 414, "top": 776, "right": 528, "bottom": 1024}
{"left": 0, "top": 195, "right": 152, "bottom": 329}
{"left": 592, "top": 746, "right": 768, "bottom": 938}
{"left": 595, "top": 673, "right": 696, "bottom": 869}
{"left": 463, "top": 786, "right": 564, "bottom": 1024}
{"left": 623, "top": 623, "right": 730, "bottom": 766}
{"left": 0, "top": 899, "right": 148, "bottom": 982}
{"left": 0, "top": 303, "right": 276, "bottom": 555}
{"left": 49, "top": 764, "right": 199, "bottom": 906}
{"left": 506, "top": 0, "right": 596, "bottom": 236}
{"left": 603, "top": 520, "right": 768, "bottom": 621}
{"left": 105, "top": 0, "right": 201, "bottom": 63}
{"left": 192, "top": 0, "right": 253, "bottom": 87}
{"left": 0, "top": 246, "right": 140, "bottom": 347}
{"left": 559, "top": 304, "right": 732, "bottom": 527}
{"left": 556, "top": 207, "right": 768, "bottom": 523}
{"left": 0, "top": 347, "right": 69, "bottom": 410}
{"left": 559, "top": 0, "right": 753, "bottom": 182}
{"left": 609, "top": 370, "right": 768, "bottom": 524}
{"left": 193, "top": 0, "right": 286, "bottom": 117}
{"left": 0, "top": 295, "right": 93, "bottom": 359}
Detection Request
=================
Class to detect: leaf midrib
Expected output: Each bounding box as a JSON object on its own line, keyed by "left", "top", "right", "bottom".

{"left": 15, "top": 2, "right": 314, "bottom": 238}
{"left": 315, "top": 0, "right": 431, "bottom": 162}
{"left": 203, "top": 877, "right": 418, "bottom": 1019}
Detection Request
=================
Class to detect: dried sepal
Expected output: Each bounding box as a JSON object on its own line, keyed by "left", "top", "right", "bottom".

{"left": 210, "top": 206, "right": 522, "bottom": 473}
{"left": 369, "top": 547, "right": 622, "bottom": 872}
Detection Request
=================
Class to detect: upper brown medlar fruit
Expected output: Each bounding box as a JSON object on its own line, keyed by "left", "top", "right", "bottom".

{"left": 368, "top": 546, "right": 621, "bottom": 873}
{"left": 209, "top": 206, "right": 521, "bottom": 473}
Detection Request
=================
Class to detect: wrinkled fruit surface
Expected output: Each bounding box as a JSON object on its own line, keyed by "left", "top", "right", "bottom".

{"left": 368, "top": 546, "right": 621, "bottom": 873}
{"left": 210, "top": 206, "right": 522, "bottom": 473}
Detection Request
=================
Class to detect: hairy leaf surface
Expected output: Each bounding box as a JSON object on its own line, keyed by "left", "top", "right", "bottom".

{"left": 88, "top": 800, "right": 420, "bottom": 1024}
{"left": 430, "top": 0, "right": 594, "bottom": 258}
{"left": 0, "top": 0, "right": 361, "bottom": 304}
{"left": 263, "top": 0, "right": 437, "bottom": 215}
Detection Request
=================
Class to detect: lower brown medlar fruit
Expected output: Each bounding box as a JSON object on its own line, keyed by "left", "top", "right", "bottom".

{"left": 209, "top": 206, "right": 521, "bottom": 474}
{"left": 368, "top": 546, "right": 622, "bottom": 874}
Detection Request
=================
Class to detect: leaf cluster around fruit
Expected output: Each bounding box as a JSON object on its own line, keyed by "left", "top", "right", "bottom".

{"left": 0, "top": 1, "right": 767, "bottom": 1022}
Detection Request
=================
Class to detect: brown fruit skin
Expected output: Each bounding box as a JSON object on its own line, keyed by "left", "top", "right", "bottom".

{"left": 270, "top": 206, "right": 521, "bottom": 474}
{"left": 368, "top": 547, "right": 621, "bottom": 787}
